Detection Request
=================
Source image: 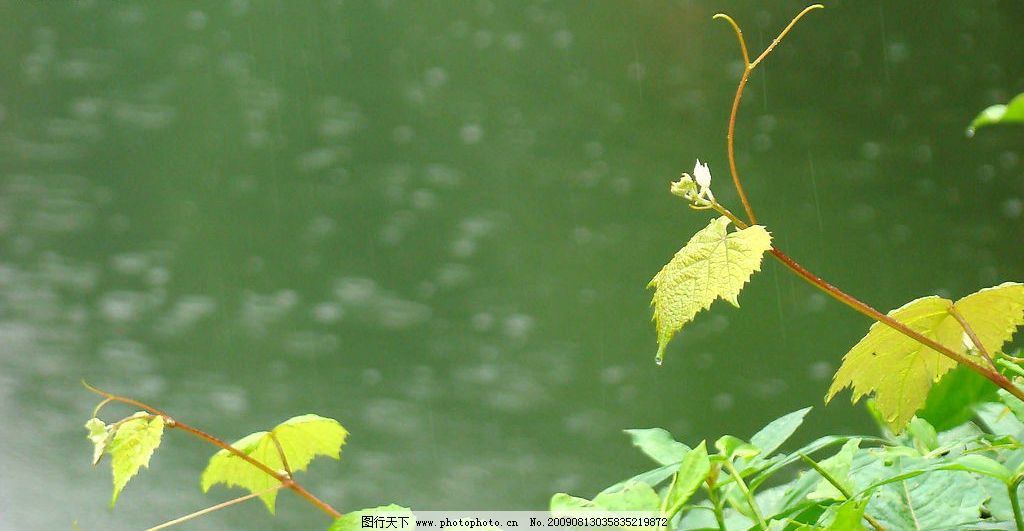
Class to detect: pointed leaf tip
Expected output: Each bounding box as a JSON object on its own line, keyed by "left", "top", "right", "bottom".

{"left": 648, "top": 216, "right": 772, "bottom": 363}
{"left": 107, "top": 413, "right": 165, "bottom": 507}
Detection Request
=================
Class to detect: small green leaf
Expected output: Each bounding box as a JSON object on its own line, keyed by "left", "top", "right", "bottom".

{"left": 648, "top": 216, "right": 772, "bottom": 363}
{"left": 328, "top": 505, "right": 413, "bottom": 531}
{"left": 823, "top": 499, "right": 868, "bottom": 531}
{"left": 201, "top": 414, "right": 348, "bottom": 513}
{"left": 968, "top": 93, "right": 1024, "bottom": 135}
{"left": 624, "top": 428, "right": 689, "bottom": 465}
{"left": 997, "top": 386, "right": 1024, "bottom": 425}
{"left": 750, "top": 407, "right": 812, "bottom": 458}
{"left": 107, "top": 412, "right": 165, "bottom": 507}
{"left": 665, "top": 441, "right": 711, "bottom": 514}
{"left": 715, "top": 435, "right": 760, "bottom": 461}
{"left": 917, "top": 366, "right": 998, "bottom": 431}
{"left": 85, "top": 417, "right": 112, "bottom": 466}
{"left": 827, "top": 283, "right": 1024, "bottom": 432}
{"left": 809, "top": 438, "right": 861, "bottom": 501}
{"left": 906, "top": 418, "right": 938, "bottom": 453}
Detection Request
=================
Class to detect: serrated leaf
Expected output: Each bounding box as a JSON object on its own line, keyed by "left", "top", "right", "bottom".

{"left": 827, "top": 283, "right": 1024, "bottom": 432}
{"left": 968, "top": 93, "right": 1024, "bottom": 135}
{"left": 328, "top": 505, "right": 414, "bottom": 531}
{"left": 108, "top": 412, "right": 164, "bottom": 507}
{"left": 648, "top": 216, "right": 772, "bottom": 363}
{"left": 624, "top": 428, "right": 689, "bottom": 465}
{"left": 201, "top": 414, "right": 348, "bottom": 513}
{"left": 665, "top": 441, "right": 711, "bottom": 514}
{"left": 85, "top": 417, "right": 111, "bottom": 466}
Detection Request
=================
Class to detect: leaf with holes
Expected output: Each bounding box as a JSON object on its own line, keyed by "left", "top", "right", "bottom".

{"left": 201, "top": 414, "right": 348, "bottom": 513}
{"left": 827, "top": 283, "right": 1024, "bottom": 432}
{"left": 648, "top": 216, "right": 772, "bottom": 364}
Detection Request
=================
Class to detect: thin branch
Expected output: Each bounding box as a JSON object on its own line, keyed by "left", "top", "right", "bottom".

{"left": 270, "top": 431, "right": 294, "bottom": 477}
{"left": 697, "top": 209, "right": 1024, "bottom": 402}
{"left": 750, "top": 5, "right": 824, "bottom": 68}
{"left": 948, "top": 305, "right": 998, "bottom": 371}
{"left": 723, "top": 66, "right": 756, "bottom": 225}
{"left": 715, "top": 5, "right": 824, "bottom": 227}
{"left": 145, "top": 484, "right": 285, "bottom": 531}
{"left": 82, "top": 383, "right": 343, "bottom": 519}
{"left": 798, "top": 454, "right": 886, "bottom": 531}
{"left": 712, "top": 14, "right": 750, "bottom": 66}
{"left": 722, "top": 459, "right": 767, "bottom": 530}
{"left": 766, "top": 247, "right": 1024, "bottom": 401}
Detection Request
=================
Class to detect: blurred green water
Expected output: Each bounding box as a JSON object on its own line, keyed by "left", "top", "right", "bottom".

{"left": 0, "top": 1, "right": 1021, "bottom": 529}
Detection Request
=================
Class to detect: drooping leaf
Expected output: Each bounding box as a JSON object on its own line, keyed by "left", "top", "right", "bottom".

{"left": 665, "top": 442, "right": 711, "bottom": 514}
{"left": 917, "top": 366, "right": 998, "bottom": 431}
{"left": 827, "top": 283, "right": 1024, "bottom": 432}
{"left": 107, "top": 412, "right": 165, "bottom": 507}
{"left": 624, "top": 428, "right": 689, "bottom": 465}
{"left": 648, "top": 216, "right": 772, "bottom": 363}
{"left": 85, "top": 417, "right": 112, "bottom": 466}
{"left": 968, "top": 93, "right": 1024, "bottom": 135}
{"left": 328, "top": 505, "right": 414, "bottom": 531}
{"left": 201, "top": 414, "right": 348, "bottom": 513}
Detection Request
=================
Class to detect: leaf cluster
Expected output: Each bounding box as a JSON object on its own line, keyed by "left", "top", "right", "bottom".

{"left": 554, "top": 394, "right": 1024, "bottom": 530}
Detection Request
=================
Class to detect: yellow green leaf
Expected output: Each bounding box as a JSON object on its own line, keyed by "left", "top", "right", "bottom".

{"left": 85, "top": 417, "right": 111, "bottom": 466}
{"left": 107, "top": 412, "right": 165, "bottom": 507}
{"left": 827, "top": 282, "right": 1024, "bottom": 432}
{"left": 201, "top": 414, "right": 348, "bottom": 513}
{"left": 648, "top": 216, "right": 772, "bottom": 363}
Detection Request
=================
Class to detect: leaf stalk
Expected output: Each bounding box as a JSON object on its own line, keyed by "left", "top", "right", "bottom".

{"left": 82, "top": 382, "right": 342, "bottom": 519}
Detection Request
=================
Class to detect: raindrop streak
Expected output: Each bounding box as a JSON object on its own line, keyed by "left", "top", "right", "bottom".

{"left": 808, "top": 151, "right": 823, "bottom": 233}
{"left": 879, "top": 2, "right": 890, "bottom": 84}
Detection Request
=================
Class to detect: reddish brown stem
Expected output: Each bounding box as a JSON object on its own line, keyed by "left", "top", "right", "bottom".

{"left": 725, "top": 67, "right": 757, "bottom": 224}
{"left": 83, "top": 383, "right": 342, "bottom": 519}
{"left": 767, "top": 248, "right": 1024, "bottom": 401}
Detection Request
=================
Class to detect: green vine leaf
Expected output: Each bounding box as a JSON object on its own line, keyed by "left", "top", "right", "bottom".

{"left": 827, "top": 282, "right": 1024, "bottom": 432}
{"left": 968, "top": 93, "right": 1024, "bottom": 135}
{"left": 648, "top": 216, "right": 772, "bottom": 363}
{"left": 201, "top": 414, "right": 348, "bottom": 514}
{"left": 85, "top": 417, "right": 112, "bottom": 466}
{"left": 106, "top": 412, "right": 165, "bottom": 507}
